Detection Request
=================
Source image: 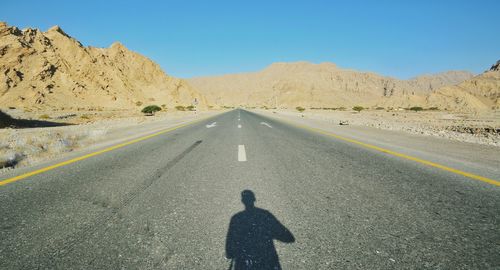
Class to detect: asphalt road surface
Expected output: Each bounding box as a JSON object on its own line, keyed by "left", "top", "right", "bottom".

{"left": 1, "top": 109, "right": 498, "bottom": 269}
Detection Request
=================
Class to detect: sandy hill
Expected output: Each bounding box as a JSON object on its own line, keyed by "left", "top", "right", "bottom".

{"left": 188, "top": 61, "right": 475, "bottom": 110}
{"left": 0, "top": 22, "right": 205, "bottom": 111}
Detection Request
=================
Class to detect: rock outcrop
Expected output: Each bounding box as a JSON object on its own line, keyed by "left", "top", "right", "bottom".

{"left": 0, "top": 22, "right": 205, "bottom": 111}
{"left": 490, "top": 60, "right": 500, "bottom": 71}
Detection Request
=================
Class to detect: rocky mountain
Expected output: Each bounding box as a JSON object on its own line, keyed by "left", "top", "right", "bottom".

{"left": 0, "top": 22, "right": 205, "bottom": 111}
{"left": 188, "top": 61, "right": 474, "bottom": 109}
{"left": 426, "top": 60, "right": 500, "bottom": 111}
{"left": 2, "top": 21, "right": 493, "bottom": 113}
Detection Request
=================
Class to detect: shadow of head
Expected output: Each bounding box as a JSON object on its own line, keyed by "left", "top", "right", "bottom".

{"left": 226, "top": 190, "right": 294, "bottom": 270}
{"left": 241, "top": 189, "right": 256, "bottom": 209}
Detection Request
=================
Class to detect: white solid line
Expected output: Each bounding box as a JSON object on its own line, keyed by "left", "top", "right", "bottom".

{"left": 238, "top": 145, "right": 247, "bottom": 162}
{"left": 238, "top": 124, "right": 242, "bottom": 128}
{"left": 260, "top": 122, "right": 272, "bottom": 128}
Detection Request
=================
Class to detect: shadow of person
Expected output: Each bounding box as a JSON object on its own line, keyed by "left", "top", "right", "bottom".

{"left": 226, "top": 190, "right": 295, "bottom": 270}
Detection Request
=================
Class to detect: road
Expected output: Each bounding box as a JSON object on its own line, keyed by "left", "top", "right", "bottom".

{"left": 0, "top": 109, "right": 498, "bottom": 269}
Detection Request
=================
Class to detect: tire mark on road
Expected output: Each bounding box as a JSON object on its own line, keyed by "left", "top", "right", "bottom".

{"left": 30, "top": 140, "right": 203, "bottom": 268}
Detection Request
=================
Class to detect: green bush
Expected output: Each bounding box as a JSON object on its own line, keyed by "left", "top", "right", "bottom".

{"left": 141, "top": 105, "right": 162, "bottom": 115}
{"left": 175, "top": 105, "right": 186, "bottom": 111}
{"left": 410, "top": 106, "right": 423, "bottom": 112}
{"left": 296, "top": 106, "right": 305, "bottom": 112}
{"left": 353, "top": 106, "right": 364, "bottom": 112}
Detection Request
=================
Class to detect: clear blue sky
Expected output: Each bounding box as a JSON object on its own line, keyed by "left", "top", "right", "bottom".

{"left": 2, "top": 0, "right": 499, "bottom": 79}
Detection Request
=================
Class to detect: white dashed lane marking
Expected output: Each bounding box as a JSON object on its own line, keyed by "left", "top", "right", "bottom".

{"left": 238, "top": 145, "right": 247, "bottom": 162}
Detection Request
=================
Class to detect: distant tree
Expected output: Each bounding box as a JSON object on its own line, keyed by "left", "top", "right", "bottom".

{"left": 141, "top": 105, "right": 162, "bottom": 115}
{"left": 296, "top": 106, "right": 305, "bottom": 112}
{"left": 353, "top": 106, "right": 364, "bottom": 113}
{"left": 409, "top": 106, "right": 423, "bottom": 112}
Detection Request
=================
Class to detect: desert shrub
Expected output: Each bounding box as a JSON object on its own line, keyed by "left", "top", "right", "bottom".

{"left": 8, "top": 107, "right": 16, "bottom": 110}
{"left": 338, "top": 107, "right": 346, "bottom": 111}
{"left": 141, "top": 105, "right": 162, "bottom": 115}
{"left": 135, "top": 101, "right": 143, "bottom": 106}
{"left": 375, "top": 107, "right": 385, "bottom": 110}
{"left": 296, "top": 106, "right": 305, "bottom": 112}
{"left": 410, "top": 106, "right": 423, "bottom": 112}
{"left": 352, "top": 106, "right": 364, "bottom": 112}
{"left": 161, "top": 104, "right": 167, "bottom": 109}
{"left": 39, "top": 114, "right": 50, "bottom": 119}
{"left": 80, "top": 114, "right": 90, "bottom": 119}
{"left": 186, "top": 105, "right": 195, "bottom": 111}
{"left": 428, "top": 107, "right": 439, "bottom": 111}
{"left": 175, "top": 105, "right": 186, "bottom": 111}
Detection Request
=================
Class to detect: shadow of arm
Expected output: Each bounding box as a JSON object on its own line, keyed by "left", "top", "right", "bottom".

{"left": 270, "top": 214, "right": 295, "bottom": 243}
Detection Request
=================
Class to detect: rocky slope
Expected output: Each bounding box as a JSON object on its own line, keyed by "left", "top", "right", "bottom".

{"left": 189, "top": 61, "right": 475, "bottom": 110}
{"left": 0, "top": 22, "right": 205, "bottom": 111}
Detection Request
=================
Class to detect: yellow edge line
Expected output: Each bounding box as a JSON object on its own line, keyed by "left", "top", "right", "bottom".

{"left": 269, "top": 115, "right": 500, "bottom": 187}
{"left": 0, "top": 114, "right": 219, "bottom": 186}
